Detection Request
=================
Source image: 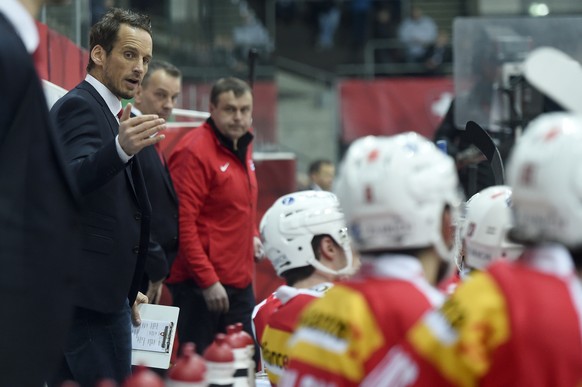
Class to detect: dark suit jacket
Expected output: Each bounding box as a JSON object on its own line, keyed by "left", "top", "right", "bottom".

{"left": 51, "top": 80, "right": 151, "bottom": 313}
{"left": 0, "top": 14, "right": 79, "bottom": 386}
{"left": 138, "top": 145, "right": 179, "bottom": 285}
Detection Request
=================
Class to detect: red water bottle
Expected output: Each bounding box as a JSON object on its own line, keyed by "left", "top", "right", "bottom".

{"left": 203, "top": 334, "right": 235, "bottom": 387}
{"left": 122, "top": 365, "right": 164, "bottom": 387}
{"left": 226, "top": 325, "right": 250, "bottom": 387}
{"left": 230, "top": 323, "right": 256, "bottom": 387}
{"left": 167, "top": 342, "right": 207, "bottom": 387}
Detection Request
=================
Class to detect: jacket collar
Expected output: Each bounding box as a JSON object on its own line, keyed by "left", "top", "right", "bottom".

{"left": 362, "top": 254, "right": 444, "bottom": 307}
{"left": 85, "top": 74, "right": 122, "bottom": 120}
{"left": 0, "top": 0, "right": 38, "bottom": 53}
{"left": 521, "top": 244, "right": 575, "bottom": 278}
{"left": 207, "top": 117, "right": 253, "bottom": 150}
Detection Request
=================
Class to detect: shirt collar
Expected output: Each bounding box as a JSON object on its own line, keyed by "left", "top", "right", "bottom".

{"left": 364, "top": 254, "right": 444, "bottom": 307}
{"left": 0, "top": 0, "right": 39, "bottom": 54}
{"left": 85, "top": 74, "right": 122, "bottom": 119}
{"left": 521, "top": 244, "right": 575, "bottom": 277}
{"left": 371, "top": 254, "right": 426, "bottom": 280}
{"left": 275, "top": 282, "right": 334, "bottom": 305}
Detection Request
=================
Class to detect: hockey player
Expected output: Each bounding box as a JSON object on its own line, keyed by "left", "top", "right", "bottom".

{"left": 252, "top": 190, "right": 358, "bottom": 384}
{"left": 368, "top": 112, "right": 582, "bottom": 387}
{"left": 460, "top": 185, "right": 523, "bottom": 272}
{"left": 439, "top": 185, "right": 524, "bottom": 294}
{"left": 280, "top": 133, "right": 462, "bottom": 387}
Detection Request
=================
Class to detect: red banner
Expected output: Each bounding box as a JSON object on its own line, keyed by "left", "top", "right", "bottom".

{"left": 253, "top": 153, "right": 297, "bottom": 302}
{"left": 339, "top": 77, "right": 454, "bottom": 143}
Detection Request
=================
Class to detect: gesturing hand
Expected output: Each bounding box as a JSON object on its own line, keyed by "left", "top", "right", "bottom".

{"left": 202, "top": 282, "right": 229, "bottom": 313}
{"left": 118, "top": 103, "right": 166, "bottom": 156}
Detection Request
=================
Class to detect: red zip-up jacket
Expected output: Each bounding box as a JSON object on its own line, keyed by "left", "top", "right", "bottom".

{"left": 167, "top": 120, "right": 258, "bottom": 289}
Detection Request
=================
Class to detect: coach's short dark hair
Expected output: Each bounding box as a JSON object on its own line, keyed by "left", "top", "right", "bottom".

{"left": 87, "top": 8, "right": 152, "bottom": 72}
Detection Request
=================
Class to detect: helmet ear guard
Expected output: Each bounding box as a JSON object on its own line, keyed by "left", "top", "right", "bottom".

{"left": 334, "top": 133, "right": 462, "bottom": 262}
{"left": 507, "top": 112, "right": 582, "bottom": 248}
{"left": 260, "top": 191, "right": 354, "bottom": 277}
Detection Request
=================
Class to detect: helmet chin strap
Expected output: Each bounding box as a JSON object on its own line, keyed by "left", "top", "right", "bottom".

{"left": 308, "top": 241, "right": 354, "bottom": 277}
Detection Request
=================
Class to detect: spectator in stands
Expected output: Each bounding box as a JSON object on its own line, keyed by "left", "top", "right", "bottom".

{"left": 166, "top": 77, "right": 263, "bottom": 359}
{"left": 232, "top": 8, "right": 273, "bottom": 62}
{"left": 398, "top": 5, "right": 437, "bottom": 63}
{"left": 308, "top": 159, "right": 335, "bottom": 191}
{"left": 372, "top": 6, "right": 399, "bottom": 65}
{"left": 422, "top": 30, "right": 450, "bottom": 74}
{"left": 0, "top": 0, "right": 80, "bottom": 385}
{"left": 49, "top": 9, "right": 165, "bottom": 385}
{"left": 317, "top": 0, "right": 341, "bottom": 49}
{"left": 213, "top": 34, "right": 245, "bottom": 72}
{"left": 133, "top": 60, "right": 181, "bottom": 305}
{"left": 350, "top": 0, "right": 373, "bottom": 49}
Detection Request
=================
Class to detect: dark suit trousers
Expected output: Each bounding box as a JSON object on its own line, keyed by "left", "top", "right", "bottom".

{"left": 49, "top": 302, "right": 132, "bottom": 386}
{"left": 169, "top": 282, "right": 259, "bottom": 364}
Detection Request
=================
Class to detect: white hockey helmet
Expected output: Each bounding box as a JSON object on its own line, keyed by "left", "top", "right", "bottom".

{"left": 260, "top": 190, "right": 353, "bottom": 277}
{"left": 334, "top": 133, "right": 462, "bottom": 260}
{"left": 507, "top": 112, "right": 582, "bottom": 248}
{"left": 462, "top": 185, "right": 523, "bottom": 270}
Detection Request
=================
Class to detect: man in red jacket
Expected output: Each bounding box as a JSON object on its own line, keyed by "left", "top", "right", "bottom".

{"left": 167, "top": 77, "right": 262, "bottom": 356}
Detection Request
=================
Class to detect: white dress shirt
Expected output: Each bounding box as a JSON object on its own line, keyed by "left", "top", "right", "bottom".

{"left": 85, "top": 74, "right": 133, "bottom": 162}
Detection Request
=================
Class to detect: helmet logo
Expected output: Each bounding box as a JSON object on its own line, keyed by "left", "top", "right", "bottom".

{"left": 281, "top": 197, "right": 295, "bottom": 205}
{"left": 543, "top": 126, "right": 561, "bottom": 141}
{"left": 367, "top": 149, "right": 379, "bottom": 162}
{"left": 404, "top": 142, "right": 418, "bottom": 153}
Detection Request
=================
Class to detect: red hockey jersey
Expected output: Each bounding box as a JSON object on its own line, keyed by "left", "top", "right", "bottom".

{"left": 262, "top": 283, "right": 333, "bottom": 385}
{"left": 253, "top": 292, "right": 282, "bottom": 347}
{"left": 366, "top": 245, "right": 582, "bottom": 387}
{"left": 280, "top": 255, "right": 444, "bottom": 387}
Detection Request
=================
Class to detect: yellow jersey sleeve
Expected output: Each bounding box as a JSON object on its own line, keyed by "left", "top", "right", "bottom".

{"left": 407, "top": 271, "right": 510, "bottom": 387}
{"left": 262, "top": 324, "right": 292, "bottom": 384}
{"left": 286, "top": 285, "right": 384, "bottom": 384}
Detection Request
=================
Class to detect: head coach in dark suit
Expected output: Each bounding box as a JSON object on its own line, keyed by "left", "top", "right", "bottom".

{"left": 0, "top": 0, "right": 80, "bottom": 386}
{"left": 49, "top": 8, "right": 166, "bottom": 386}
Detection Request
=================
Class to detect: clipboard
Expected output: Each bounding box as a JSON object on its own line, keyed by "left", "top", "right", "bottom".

{"left": 131, "top": 304, "right": 180, "bottom": 369}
